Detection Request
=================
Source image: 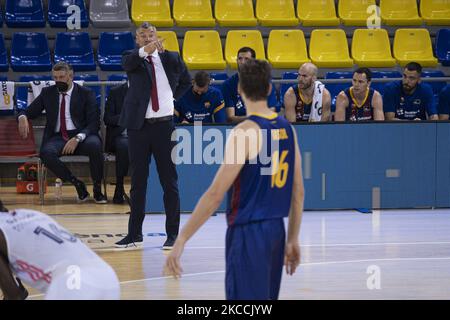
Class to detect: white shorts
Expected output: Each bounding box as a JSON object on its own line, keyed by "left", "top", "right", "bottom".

{"left": 45, "top": 261, "right": 120, "bottom": 300}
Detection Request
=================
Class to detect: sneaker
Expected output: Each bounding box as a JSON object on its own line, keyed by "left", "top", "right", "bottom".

{"left": 162, "top": 236, "right": 176, "bottom": 250}
{"left": 113, "top": 187, "right": 125, "bottom": 204}
{"left": 94, "top": 191, "right": 108, "bottom": 204}
{"left": 115, "top": 234, "right": 143, "bottom": 249}
{"left": 73, "top": 180, "right": 89, "bottom": 202}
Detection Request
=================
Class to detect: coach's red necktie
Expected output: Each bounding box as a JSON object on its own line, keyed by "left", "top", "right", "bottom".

{"left": 59, "top": 93, "right": 69, "bottom": 141}
{"left": 147, "top": 56, "right": 160, "bottom": 112}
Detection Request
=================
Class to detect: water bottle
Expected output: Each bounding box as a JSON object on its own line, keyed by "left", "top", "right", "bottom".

{"left": 17, "top": 166, "right": 26, "bottom": 181}
{"left": 54, "top": 178, "right": 63, "bottom": 200}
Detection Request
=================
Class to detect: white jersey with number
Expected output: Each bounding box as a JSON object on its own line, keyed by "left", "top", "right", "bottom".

{"left": 0, "top": 209, "right": 119, "bottom": 299}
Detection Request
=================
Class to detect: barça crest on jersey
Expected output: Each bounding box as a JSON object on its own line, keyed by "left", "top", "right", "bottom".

{"left": 204, "top": 101, "right": 211, "bottom": 108}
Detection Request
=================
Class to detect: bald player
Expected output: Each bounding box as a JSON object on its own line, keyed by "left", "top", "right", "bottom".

{"left": 284, "top": 63, "right": 331, "bottom": 123}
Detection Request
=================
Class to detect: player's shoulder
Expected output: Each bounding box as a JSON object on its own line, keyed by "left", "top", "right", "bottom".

{"left": 418, "top": 82, "right": 433, "bottom": 95}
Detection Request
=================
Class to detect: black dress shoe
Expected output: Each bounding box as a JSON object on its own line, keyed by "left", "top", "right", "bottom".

{"left": 73, "top": 180, "right": 89, "bottom": 202}
{"left": 113, "top": 187, "right": 125, "bottom": 204}
{"left": 162, "top": 236, "right": 177, "bottom": 250}
{"left": 115, "top": 234, "right": 143, "bottom": 249}
{"left": 94, "top": 191, "right": 108, "bottom": 204}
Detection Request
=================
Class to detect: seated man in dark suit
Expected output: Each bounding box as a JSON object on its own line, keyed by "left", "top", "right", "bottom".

{"left": 17, "top": 62, "right": 107, "bottom": 203}
{"left": 104, "top": 82, "right": 129, "bottom": 204}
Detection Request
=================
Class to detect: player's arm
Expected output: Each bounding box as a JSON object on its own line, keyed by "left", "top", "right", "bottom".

{"left": 372, "top": 90, "right": 385, "bottom": 121}
{"left": 226, "top": 107, "right": 247, "bottom": 124}
{"left": 334, "top": 91, "right": 348, "bottom": 121}
{"left": 285, "top": 128, "right": 304, "bottom": 276}
{"left": 284, "top": 87, "right": 297, "bottom": 122}
{"left": 321, "top": 88, "right": 332, "bottom": 122}
{"left": 425, "top": 91, "right": 438, "bottom": 120}
{"left": 165, "top": 121, "right": 259, "bottom": 277}
{"left": 0, "top": 231, "right": 28, "bottom": 300}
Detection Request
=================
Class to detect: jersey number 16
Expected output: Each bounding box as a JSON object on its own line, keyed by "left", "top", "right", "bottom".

{"left": 271, "top": 150, "right": 289, "bottom": 189}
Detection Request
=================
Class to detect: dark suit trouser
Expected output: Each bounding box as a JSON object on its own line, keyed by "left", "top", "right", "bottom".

{"left": 40, "top": 134, "right": 104, "bottom": 183}
{"left": 127, "top": 120, "right": 180, "bottom": 238}
{"left": 112, "top": 136, "right": 129, "bottom": 181}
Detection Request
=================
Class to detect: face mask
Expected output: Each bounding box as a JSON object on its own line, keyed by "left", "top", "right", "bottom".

{"left": 55, "top": 81, "right": 69, "bottom": 93}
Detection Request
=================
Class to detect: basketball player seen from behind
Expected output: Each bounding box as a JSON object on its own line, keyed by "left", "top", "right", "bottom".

{"left": 165, "top": 59, "right": 304, "bottom": 300}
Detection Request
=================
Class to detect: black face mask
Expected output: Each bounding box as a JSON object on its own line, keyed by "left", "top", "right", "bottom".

{"left": 55, "top": 81, "right": 69, "bottom": 93}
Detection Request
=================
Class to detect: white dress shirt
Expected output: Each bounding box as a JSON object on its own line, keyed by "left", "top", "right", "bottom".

{"left": 139, "top": 47, "right": 174, "bottom": 119}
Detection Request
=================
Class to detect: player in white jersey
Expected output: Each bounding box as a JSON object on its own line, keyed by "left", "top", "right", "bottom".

{"left": 0, "top": 200, "right": 120, "bottom": 300}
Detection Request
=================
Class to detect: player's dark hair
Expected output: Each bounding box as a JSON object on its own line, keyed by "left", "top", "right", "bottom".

{"left": 237, "top": 47, "right": 256, "bottom": 59}
{"left": 238, "top": 59, "right": 271, "bottom": 102}
{"left": 194, "top": 71, "right": 211, "bottom": 88}
{"left": 354, "top": 67, "right": 372, "bottom": 82}
{"left": 405, "top": 62, "right": 423, "bottom": 75}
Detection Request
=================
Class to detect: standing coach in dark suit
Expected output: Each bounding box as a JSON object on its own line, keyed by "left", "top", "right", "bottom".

{"left": 17, "top": 62, "right": 107, "bottom": 203}
{"left": 115, "top": 22, "right": 191, "bottom": 249}
{"left": 104, "top": 82, "right": 129, "bottom": 204}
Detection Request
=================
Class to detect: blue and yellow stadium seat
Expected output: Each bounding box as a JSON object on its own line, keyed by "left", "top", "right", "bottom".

{"left": 351, "top": 28, "right": 396, "bottom": 67}
{"left": 420, "top": 0, "right": 450, "bottom": 26}
{"left": 214, "top": 0, "right": 257, "bottom": 27}
{"left": 183, "top": 31, "right": 226, "bottom": 69}
{"left": 157, "top": 31, "right": 180, "bottom": 53}
{"left": 267, "top": 30, "right": 310, "bottom": 68}
{"left": 11, "top": 32, "right": 52, "bottom": 72}
{"left": 225, "top": 30, "right": 266, "bottom": 69}
{"left": 173, "top": 0, "right": 215, "bottom": 27}
{"left": 380, "top": 0, "right": 422, "bottom": 26}
{"left": 436, "top": 28, "right": 450, "bottom": 66}
{"left": 309, "top": 29, "right": 354, "bottom": 67}
{"left": 131, "top": 0, "right": 173, "bottom": 27}
{"left": 256, "top": 0, "right": 299, "bottom": 27}
{"left": 5, "top": 0, "right": 46, "bottom": 27}
{"left": 338, "top": 0, "right": 377, "bottom": 26}
{"left": 297, "top": 0, "right": 340, "bottom": 26}
{"left": 54, "top": 32, "right": 96, "bottom": 71}
{"left": 393, "top": 28, "right": 438, "bottom": 67}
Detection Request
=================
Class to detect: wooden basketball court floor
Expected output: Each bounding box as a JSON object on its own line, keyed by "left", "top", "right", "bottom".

{"left": 1, "top": 185, "right": 450, "bottom": 300}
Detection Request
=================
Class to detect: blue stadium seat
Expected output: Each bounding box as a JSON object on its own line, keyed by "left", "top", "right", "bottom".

{"left": 0, "top": 35, "right": 8, "bottom": 72}
{"left": 48, "top": 0, "right": 89, "bottom": 28}
{"left": 5, "top": 0, "right": 46, "bottom": 27}
{"left": 436, "top": 29, "right": 450, "bottom": 67}
{"left": 0, "top": 76, "right": 6, "bottom": 81}
{"left": 11, "top": 32, "right": 52, "bottom": 72}
{"left": 16, "top": 75, "right": 52, "bottom": 111}
{"left": 74, "top": 74, "right": 101, "bottom": 106}
{"left": 98, "top": 32, "right": 135, "bottom": 71}
{"left": 421, "top": 70, "right": 447, "bottom": 96}
{"left": 325, "top": 72, "right": 353, "bottom": 112}
{"left": 0, "top": 6, "right": 3, "bottom": 27}
{"left": 371, "top": 71, "right": 402, "bottom": 95}
{"left": 106, "top": 74, "right": 127, "bottom": 95}
{"left": 210, "top": 72, "right": 228, "bottom": 90}
{"left": 54, "top": 32, "right": 96, "bottom": 71}
{"left": 280, "top": 72, "right": 298, "bottom": 107}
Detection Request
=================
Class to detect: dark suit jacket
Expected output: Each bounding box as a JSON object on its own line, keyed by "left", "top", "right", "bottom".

{"left": 119, "top": 49, "right": 191, "bottom": 130}
{"left": 104, "top": 83, "right": 128, "bottom": 152}
{"left": 18, "top": 83, "right": 99, "bottom": 147}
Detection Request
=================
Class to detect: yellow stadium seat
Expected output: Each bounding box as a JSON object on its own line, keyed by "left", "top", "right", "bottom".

{"left": 215, "top": 0, "right": 257, "bottom": 27}
{"left": 420, "top": 0, "right": 450, "bottom": 25}
{"left": 182, "top": 31, "right": 226, "bottom": 69}
{"left": 297, "top": 0, "right": 340, "bottom": 26}
{"left": 338, "top": 0, "right": 377, "bottom": 26}
{"left": 173, "top": 0, "right": 216, "bottom": 27}
{"left": 309, "top": 29, "right": 353, "bottom": 67}
{"left": 156, "top": 31, "right": 179, "bottom": 53}
{"left": 225, "top": 30, "right": 266, "bottom": 69}
{"left": 380, "top": 0, "right": 422, "bottom": 26}
{"left": 267, "top": 30, "right": 310, "bottom": 68}
{"left": 256, "top": 0, "right": 299, "bottom": 27}
{"left": 131, "top": 0, "right": 173, "bottom": 27}
{"left": 351, "top": 29, "right": 396, "bottom": 67}
{"left": 393, "top": 29, "right": 438, "bottom": 67}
